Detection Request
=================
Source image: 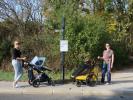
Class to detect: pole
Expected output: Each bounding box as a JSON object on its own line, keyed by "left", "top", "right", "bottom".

{"left": 61, "top": 16, "right": 65, "bottom": 83}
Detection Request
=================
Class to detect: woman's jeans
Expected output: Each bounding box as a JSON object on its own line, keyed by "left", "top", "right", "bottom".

{"left": 101, "top": 62, "right": 111, "bottom": 83}
{"left": 12, "top": 59, "right": 23, "bottom": 82}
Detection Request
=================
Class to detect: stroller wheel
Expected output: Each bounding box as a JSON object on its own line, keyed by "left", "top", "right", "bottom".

{"left": 32, "top": 79, "right": 40, "bottom": 88}
{"left": 86, "top": 74, "right": 98, "bottom": 87}
{"left": 51, "top": 81, "right": 55, "bottom": 86}
{"left": 48, "top": 79, "right": 55, "bottom": 86}
{"left": 76, "top": 81, "right": 81, "bottom": 87}
{"left": 28, "top": 80, "right": 33, "bottom": 85}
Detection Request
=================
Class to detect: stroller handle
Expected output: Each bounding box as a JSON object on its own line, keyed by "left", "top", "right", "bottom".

{"left": 24, "top": 62, "right": 34, "bottom": 67}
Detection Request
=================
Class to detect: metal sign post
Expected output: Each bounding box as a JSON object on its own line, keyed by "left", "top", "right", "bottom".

{"left": 60, "top": 16, "right": 67, "bottom": 83}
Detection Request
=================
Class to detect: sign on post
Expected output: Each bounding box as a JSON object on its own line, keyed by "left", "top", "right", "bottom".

{"left": 60, "top": 40, "right": 68, "bottom": 52}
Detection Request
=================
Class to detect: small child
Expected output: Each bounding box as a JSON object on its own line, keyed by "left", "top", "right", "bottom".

{"left": 71, "top": 57, "right": 92, "bottom": 78}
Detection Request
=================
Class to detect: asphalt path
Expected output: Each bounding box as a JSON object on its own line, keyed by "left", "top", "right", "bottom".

{"left": 0, "top": 93, "right": 133, "bottom": 100}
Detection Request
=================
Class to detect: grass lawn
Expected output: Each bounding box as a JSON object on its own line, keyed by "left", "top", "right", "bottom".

{"left": 0, "top": 66, "right": 101, "bottom": 81}
{"left": 0, "top": 69, "right": 73, "bottom": 81}
{"left": 0, "top": 70, "right": 27, "bottom": 81}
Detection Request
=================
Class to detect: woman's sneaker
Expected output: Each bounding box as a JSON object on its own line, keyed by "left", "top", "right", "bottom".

{"left": 106, "top": 82, "right": 111, "bottom": 85}
{"left": 15, "top": 84, "right": 19, "bottom": 88}
{"left": 13, "top": 83, "right": 19, "bottom": 88}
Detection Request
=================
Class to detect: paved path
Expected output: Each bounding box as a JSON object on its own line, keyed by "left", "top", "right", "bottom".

{"left": 0, "top": 94, "right": 132, "bottom": 100}
{"left": 0, "top": 68, "right": 133, "bottom": 97}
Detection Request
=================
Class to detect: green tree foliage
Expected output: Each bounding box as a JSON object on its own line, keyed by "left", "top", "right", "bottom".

{"left": 44, "top": 0, "right": 111, "bottom": 68}
{"left": 0, "top": 0, "right": 133, "bottom": 71}
{"left": 44, "top": 0, "right": 133, "bottom": 69}
{"left": 65, "top": 15, "right": 110, "bottom": 67}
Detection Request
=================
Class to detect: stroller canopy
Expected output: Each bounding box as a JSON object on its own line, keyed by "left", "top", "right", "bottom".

{"left": 30, "top": 56, "right": 46, "bottom": 66}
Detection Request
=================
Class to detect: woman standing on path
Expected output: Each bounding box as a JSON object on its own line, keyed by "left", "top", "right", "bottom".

{"left": 98, "top": 43, "right": 114, "bottom": 85}
{"left": 12, "top": 40, "right": 26, "bottom": 88}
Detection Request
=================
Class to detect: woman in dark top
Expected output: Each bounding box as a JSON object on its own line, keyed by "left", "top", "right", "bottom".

{"left": 12, "top": 41, "right": 26, "bottom": 88}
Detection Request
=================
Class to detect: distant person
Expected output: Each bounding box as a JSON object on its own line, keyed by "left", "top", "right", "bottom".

{"left": 98, "top": 43, "right": 114, "bottom": 85}
{"left": 12, "top": 40, "right": 26, "bottom": 88}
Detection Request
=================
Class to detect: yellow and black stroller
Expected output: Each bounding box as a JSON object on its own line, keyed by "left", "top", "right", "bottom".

{"left": 71, "top": 60, "right": 100, "bottom": 87}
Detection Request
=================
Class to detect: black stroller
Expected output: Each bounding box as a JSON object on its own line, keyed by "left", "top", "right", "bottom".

{"left": 25, "top": 56, "right": 54, "bottom": 87}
